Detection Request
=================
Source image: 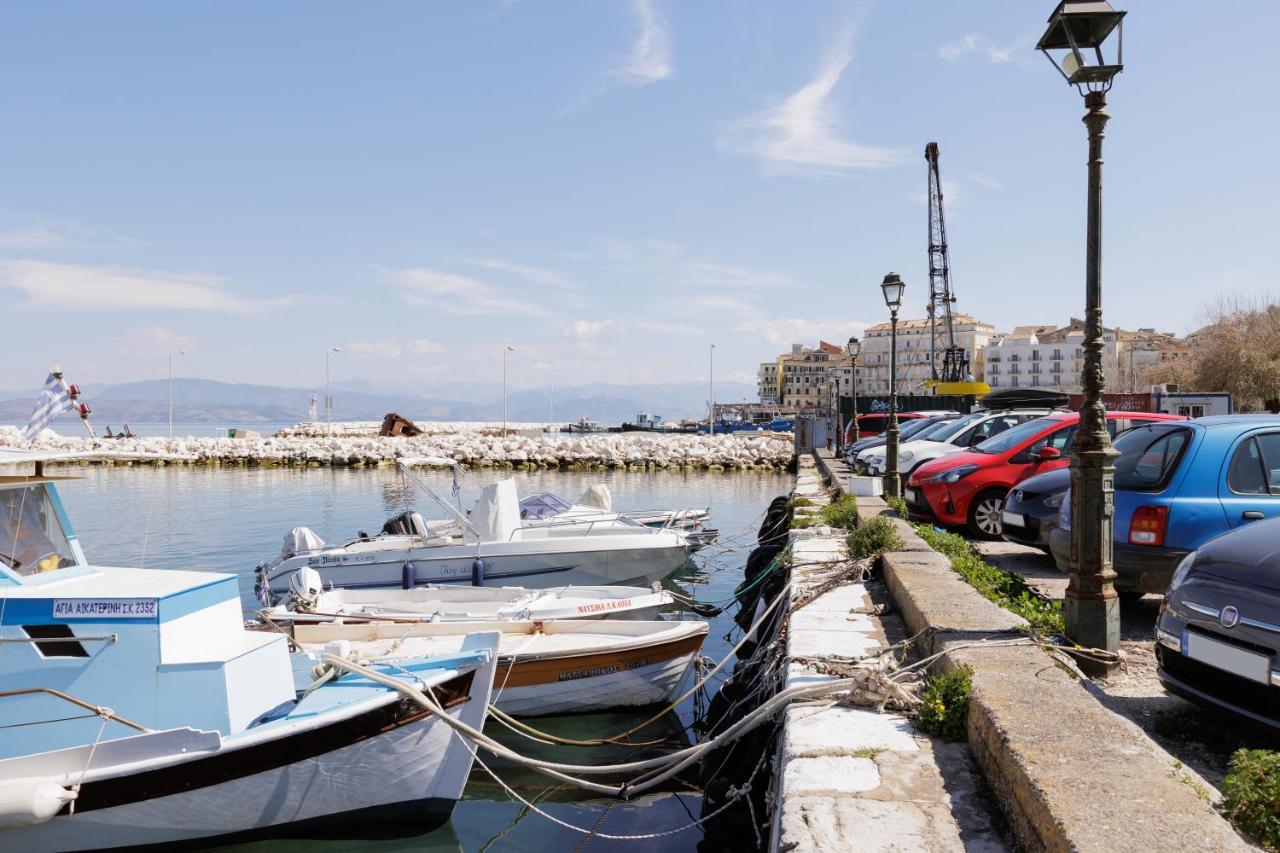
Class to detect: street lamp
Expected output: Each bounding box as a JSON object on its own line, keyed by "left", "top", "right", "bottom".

{"left": 1038, "top": 0, "right": 1126, "bottom": 656}
{"left": 847, "top": 336, "right": 861, "bottom": 448}
{"left": 168, "top": 349, "right": 187, "bottom": 438}
{"left": 880, "top": 274, "right": 906, "bottom": 498}
{"left": 502, "top": 345, "right": 515, "bottom": 434}
{"left": 325, "top": 347, "right": 340, "bottom": 436}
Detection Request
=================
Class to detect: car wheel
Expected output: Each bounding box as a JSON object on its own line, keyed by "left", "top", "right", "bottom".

{"left": 967, "top": 489, "right": 1007, "bottom": 541}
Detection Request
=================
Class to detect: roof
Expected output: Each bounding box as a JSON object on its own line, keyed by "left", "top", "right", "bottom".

{"left": 863, "top": 312, "right": 992, "bottom": 332}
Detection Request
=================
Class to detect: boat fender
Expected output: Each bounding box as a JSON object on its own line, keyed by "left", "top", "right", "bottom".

{"left": 471, "top": 558, "right": 485, "bottom": 586}
{"left": 0, "top": 779, "right": 76, "bottom": 828}
{"left": 402, "top": 561, "right": 418, "bottom": 590}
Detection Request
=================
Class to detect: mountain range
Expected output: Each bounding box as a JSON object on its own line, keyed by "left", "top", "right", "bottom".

{"left": 0, "top": 378, "right": 759, "bottom": 425}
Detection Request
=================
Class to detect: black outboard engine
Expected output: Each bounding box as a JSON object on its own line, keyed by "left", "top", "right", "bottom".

{"left": 381, "top": 511, "right": 417, "bottom": 536}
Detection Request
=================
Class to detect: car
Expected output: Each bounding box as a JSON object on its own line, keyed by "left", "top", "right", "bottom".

{"left": 861, "top": 408, "right": 1052, "bottom": 478}
{"left": 1050, "top": 415, "right": 1280, "bottom": 596}
{"left": 843, "top": 415, "right": 956, "bottom": 465}
{"left": 847, "top": 411, "right": 927, "bottom": 443}
{"left": 1156, "top": 515, "right": 1280, "bottom": 729}
{"left": 998, "top": 467, "right": 1071, "bottom": 552}
{"left": 907, "top": 411, "right": 1182, "bottom": 540}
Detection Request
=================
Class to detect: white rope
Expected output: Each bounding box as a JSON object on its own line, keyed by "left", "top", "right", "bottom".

{"left": 68, "top": 707, "right": 113, "bottom": 815}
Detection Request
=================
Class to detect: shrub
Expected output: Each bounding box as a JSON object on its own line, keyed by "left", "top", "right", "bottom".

{"left": 848, "top": 516, "right": 904, "bottom": 559}
{"left": 915, "top": 666, "right": 972, "bottom": 742}
{"left": 818, "top": 494, "right": 859, "bottom": 530}
{"left": 886, "top": 495, "right": 908, "bottom": 517}
{"left": 1222, "top": 749, "right": 1280, "bottom": 849}
{"left": 788, "top": 496, "right": 815, "bottom": 508}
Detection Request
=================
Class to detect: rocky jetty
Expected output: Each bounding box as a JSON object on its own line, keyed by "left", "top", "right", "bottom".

{"left": 1, "top": 425, "right": 794, "bottom": 471}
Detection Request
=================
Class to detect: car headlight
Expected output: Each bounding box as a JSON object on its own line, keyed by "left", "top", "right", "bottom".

{"left": 1167, "top": 550, "right": 1198, "bottom": 593}
{"left": 926, "top": 463, "right": 979, "bottom": 484}
{"left": 1044, "top": 491, "right": 1065, "bottom": 509}
{"left": 900, "top": 451, "right": 914, "bottom": 462}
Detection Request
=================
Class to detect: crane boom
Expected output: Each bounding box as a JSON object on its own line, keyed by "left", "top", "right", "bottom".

{"left": 925, "top": 142, "right": 969, "bottom": 384}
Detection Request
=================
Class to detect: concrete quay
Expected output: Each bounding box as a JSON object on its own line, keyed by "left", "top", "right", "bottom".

{"left": 811, "top": 450, "right": 1250, "bottom": 852}
{"left": 770, "top": 455, "right": 1009, "bottom": 852}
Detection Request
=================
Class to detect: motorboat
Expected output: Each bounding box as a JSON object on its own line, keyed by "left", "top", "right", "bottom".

{"left": 518, "top": 484, "right": 717, "bottom": 550}
{"left": 283, "top": 618, "right": 709, "bottom": 717}
{"left": 262, "top": 566, "right": 674, "bottom": 625}
{"left": 255, "top": 471, "right": 692, "bottom": 603}
{"left": 0, "top": 450, "right": 501, "bottom": 851}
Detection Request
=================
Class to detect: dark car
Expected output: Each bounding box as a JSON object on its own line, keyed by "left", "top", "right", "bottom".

{"left": 999, "top": 467, "right": 1070, "bottom": 551}
{"left": 1156, "top": 515, "right": 1280, "bottom": 729}
{"left": 843, "top": 415, "right": 954, "bottom": 464}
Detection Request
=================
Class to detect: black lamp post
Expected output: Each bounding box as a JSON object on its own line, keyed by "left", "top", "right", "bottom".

{"left": 847, "top": 336, "right": 861, "bottom": 448}
{"left": 1037, "top": 0, "right": 1126, "bottom": 655}
{"left": 880, "top": 273, "right": 906, "bottom": 498}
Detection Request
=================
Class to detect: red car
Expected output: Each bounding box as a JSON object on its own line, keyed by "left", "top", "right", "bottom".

{"left": 846, "top": 412, "right": 927, "bottom": 444}
{"left": 904, "top": 411, "right": 1184, "bottom": 539}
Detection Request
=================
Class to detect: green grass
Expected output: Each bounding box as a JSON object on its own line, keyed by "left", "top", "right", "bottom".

{"left": 848, "top": 516, "right": 904, "bottom": 559}
{"left": 818, "top": 493, "right": 859, "bottom": 530}
{"left": 1222, "top": 749, "right": 1280, "bottom": 850}
{"left": 788, "top": 495, "right": 815, "bottom": 508}
{"left": 886, "top": 495, "right": 908, "bottom": 517}
{"left": 915, "top": 666, "right": 973, "bottom": 742}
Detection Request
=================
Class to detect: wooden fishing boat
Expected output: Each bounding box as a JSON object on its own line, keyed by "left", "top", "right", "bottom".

{"left": 285, "top": 618, "right": 708, "bottom": 718}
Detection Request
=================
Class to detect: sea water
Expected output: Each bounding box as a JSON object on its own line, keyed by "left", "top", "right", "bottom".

{"left": 53, "top": 464, "right": 791, "bottom": 851}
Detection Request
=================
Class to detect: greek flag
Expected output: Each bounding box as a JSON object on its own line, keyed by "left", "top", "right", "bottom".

{"left": 451, "top": 470, "right": 462, "bottom": 501}
{"left": 23, "top": 373, "right": 75, "bottom": 442}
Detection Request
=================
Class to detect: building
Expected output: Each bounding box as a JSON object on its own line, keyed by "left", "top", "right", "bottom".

{"left": 757, "top": 341, "right": 854, "bottom": 410}
{"left": 858, "top": 313, "right": 996, "bottom": 395}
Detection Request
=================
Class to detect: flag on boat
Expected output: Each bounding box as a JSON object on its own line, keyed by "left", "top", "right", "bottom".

{"left": 23, "top": 373, "right": 76, "bottom": 442}
{"left": 451, "top": 470, "right": 462, "bottom": 501}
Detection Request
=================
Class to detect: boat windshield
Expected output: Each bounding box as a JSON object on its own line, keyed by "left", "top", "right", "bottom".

{"left": 519, "top": 493, "right": 574, "bottom": 520}
{"left": 0, "top": 484, "right": 78, "bottom": 576}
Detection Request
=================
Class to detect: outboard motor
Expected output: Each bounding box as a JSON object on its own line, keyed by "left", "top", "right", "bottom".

{"left": 288, "top": 567, "right": 325, "bottom": 611}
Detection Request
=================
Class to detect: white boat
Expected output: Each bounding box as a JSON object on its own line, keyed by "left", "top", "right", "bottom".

{"left": 285, "top": 618, "right": 709, "bottom": 717}
{"left": 263, "top": 566, "right": 674, "bottom": 624}
{"left": 256, "top": 474, "right": 692, "bottom": 603}
{"left": 518, "top": 485, "right": 716, "bottom": 549}
{"left": 0, "top": 450, "right": 501, "bottom": 851}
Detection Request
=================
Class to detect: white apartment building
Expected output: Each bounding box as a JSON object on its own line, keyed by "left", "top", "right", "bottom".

{"left": 858, "top": 313, "right": 996, "bottom": 395}
{"left": 757, "top": 342, "right": 854, "bottom": 410}
{"left": 983, "top": 320, "right": 1122, "bottom": 393}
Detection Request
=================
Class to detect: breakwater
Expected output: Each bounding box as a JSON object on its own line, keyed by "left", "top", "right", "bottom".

{"left": 3, "top": 426, "right": 794, "bottom": 471}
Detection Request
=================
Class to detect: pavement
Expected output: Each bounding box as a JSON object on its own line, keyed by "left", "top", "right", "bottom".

{"left": 771, "top": 456, "right": 1011, "bottom": 853}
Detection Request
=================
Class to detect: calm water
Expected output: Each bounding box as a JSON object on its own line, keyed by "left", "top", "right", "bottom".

{"left": 52, "top": 465, "right": 791, "bottom": 852}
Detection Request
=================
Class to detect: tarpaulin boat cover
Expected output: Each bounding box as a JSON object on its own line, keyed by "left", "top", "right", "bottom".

{"left": 281, "top": 526, "right": 325, "bottom": 559}
{"left": 579, "top": 484, "right": 612, "bottom": 511}
{"left": 472, "top": 479, "right": 520, "bottom": 541}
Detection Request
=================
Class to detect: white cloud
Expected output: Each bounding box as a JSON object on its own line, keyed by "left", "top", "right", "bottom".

{"left": 344, "top": 338, "right": 446, "bottom": 359}
{"left": 938, "top": 33, "right": 1036, "bottom": 66}
{"left": 972, "top": 172, "right": 1003, "bottom": 190}
{"left": 686, "top": 294, "right": 762, "bottom": 318}
{"left": 0, "top": 227, "right": 73, "bottom": 250}
{"left": 122, "top": 327, "right": 198, "bottom": 355}
{"left": 0, "top": 259, "right": 301, "bottom": 313}
{"left": 569, "top": 318, "right": 702, "bottom": 346}
{"left": 720, "top": 25, "right": 906, "bottom": 175}
{"left": 386, "top": 267, "right": 551, "bottom": 317}
{"left": 465, "top": 258, "right": 576, "bottom": 289}
{"left": 734, "top": 317, "right": 870, "bottom": 348}
{"left": 677, "top": 261, "right": 795, "bottom": 290}
{"left": 614, "top": 0, "right": 673, "bottom": 86}
{"left": 0, "top": 222, "right": 150, "bottom": 251}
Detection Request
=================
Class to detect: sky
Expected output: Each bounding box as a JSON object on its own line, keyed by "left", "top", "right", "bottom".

{"left": 1, "top": 0, "right": 1277, "bottom": 394}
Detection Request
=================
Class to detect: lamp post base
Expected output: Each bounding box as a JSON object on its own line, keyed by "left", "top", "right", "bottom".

{"left": 1063, "top": 594, "right": 1120, "bottom": 672}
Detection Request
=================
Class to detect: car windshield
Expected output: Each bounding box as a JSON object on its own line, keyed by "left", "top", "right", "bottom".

{"left": 1114, "top": 425, "right": 1192, "bottom": 490}
{"left": 0, "top": 484, "right": 79, "bottom": 576}
{"left": 915, "top": 419, "right": 956, "bottom": 441}
{"left": 898, "top": 419, "right": 937, "bottom": 440}
{"left": 972, "top": 417, "right": 1058, "bottom": 454}
{"left": 928, "top": 411, "right": 987, "bottom": 442}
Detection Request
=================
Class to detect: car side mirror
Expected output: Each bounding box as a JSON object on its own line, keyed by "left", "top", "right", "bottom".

{"left": 1037, "top": 446, "right": 1062, "bottom": 461}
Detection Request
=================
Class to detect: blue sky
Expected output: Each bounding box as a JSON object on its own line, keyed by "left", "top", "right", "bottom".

{"left": 1, "top": 1, "right": 1276, "bottom": 394}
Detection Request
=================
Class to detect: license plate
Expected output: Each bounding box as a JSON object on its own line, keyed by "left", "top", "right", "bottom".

{"left": 904, "top": 488, "right": 918, "bottom": 504}
{"left": 1001, "top": 510, "right": 1025, "bottom": 528}
{"left": 1185, "top": 630, "right": 1272, "bottom": 684}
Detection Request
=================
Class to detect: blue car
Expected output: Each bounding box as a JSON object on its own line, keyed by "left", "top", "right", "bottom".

{"left": 1050, "top": 415, "right": 1280, "bottom": 596}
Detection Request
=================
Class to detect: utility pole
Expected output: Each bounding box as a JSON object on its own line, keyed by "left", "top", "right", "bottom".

{"left": 325, "top": 347, "right": 340, "bottom": 436}
{"left": 168, "top": 349, "right": 187, "bottom": 438}
{"left": 708, "top": 342, "right": 716, "bottom": 435}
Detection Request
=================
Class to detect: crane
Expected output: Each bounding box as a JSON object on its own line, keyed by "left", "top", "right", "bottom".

{"left": 924, "top": 141, "right": 970, "bottom": 385}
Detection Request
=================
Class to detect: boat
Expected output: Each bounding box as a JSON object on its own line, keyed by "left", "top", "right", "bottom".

{"left": 283, "top": 618, "right": 709, "bottom": 717}
{"left": 262, "top": 566, "right": 674, "bottom": 624}
{"left": 0, "top": 449, "right": 501, "bottom": 851}
{"left": 519, "top": 484, "right": 717, "bottom": 549}
{"left": 564, "top": 416, "right": 606, "bottom": 434}
{"left": 256, "top": 473, "right": 692, "bottom": 603}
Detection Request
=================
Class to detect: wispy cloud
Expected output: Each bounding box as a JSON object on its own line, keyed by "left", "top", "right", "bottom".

{"left": 613, "top": 0, "right": 673, "bottom": 86}
{"left": 386, "top": 267, "right": 551, "bottom": 317}
{"left": 972, "top": 172, "right": 1003, "bottom": 190}
{"left": 464, "top": 258, "right": 577, "bottom": 289}
{"left": 0, "top": 221, "right": 149, "bottom": 251}
{"left": 677, "top": 261, "right": 795, "bottom": 290}
{"left": 344, "top": 338, "right": 444, "bottom": 359}
{"left": 0, "top": 259, "right": 302, "bottom": 313}
{"left": 569, "top": 317, "right": 702, "bottom": 346}
{"left": 938, "top": 33, "right": 1037, "bottom": 66}
{"left": 122, "top": 327, "right": 197, "bottom": 355}
{"left": 734, "top": 317, "right": 869, "bottom": 348}
{"left": 720, "top": 24, "right": 906, "bottom": 175}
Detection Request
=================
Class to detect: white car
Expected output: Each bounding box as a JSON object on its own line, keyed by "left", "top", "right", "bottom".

{"left": 861, "top": 409, "right": 1052, "bottom": 478}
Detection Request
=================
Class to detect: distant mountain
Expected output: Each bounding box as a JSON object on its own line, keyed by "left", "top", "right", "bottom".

{"left": 0, "top": 377, "right": 758, "bottom": 425}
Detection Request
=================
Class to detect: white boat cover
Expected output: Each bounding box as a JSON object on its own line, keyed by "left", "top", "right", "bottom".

{"left": 579, "top": 484, "right": 612, "bottom": 511}
{"left": 281, "top": 526, "right": 326, "bottom": 560}
{"left": 472, "top": 479, "right": 520, "bottom": 541}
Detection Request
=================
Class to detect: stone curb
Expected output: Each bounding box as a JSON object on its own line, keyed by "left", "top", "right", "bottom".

{"left": 811, "top": 450, "right": 1250, "bottom": 852}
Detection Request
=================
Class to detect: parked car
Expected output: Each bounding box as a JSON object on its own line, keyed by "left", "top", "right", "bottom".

{"left": 999, "top": 467, "right": 1071, "bottom": 552}
{"left": 907, "top": 411, "right": 1182, "bottom": 540}
{"left": 847, "top": 412, "right": 927, "bottom": 443}
{"left": 1156, "top": 515, "right": 1280, "bottom": 729}
{"left": 861, "top": 409, "right": 1051, "bottom": 478}
{"left": 843, "top": 415, "right": 956, "bottom": 464}
{"left": 1050, "top": 415, "right": 1280, "bottom": 596}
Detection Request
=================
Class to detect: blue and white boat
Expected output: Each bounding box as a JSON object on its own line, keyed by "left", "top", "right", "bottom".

{"left": 0, "top": 450, "right": 500, "bottom": 851}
